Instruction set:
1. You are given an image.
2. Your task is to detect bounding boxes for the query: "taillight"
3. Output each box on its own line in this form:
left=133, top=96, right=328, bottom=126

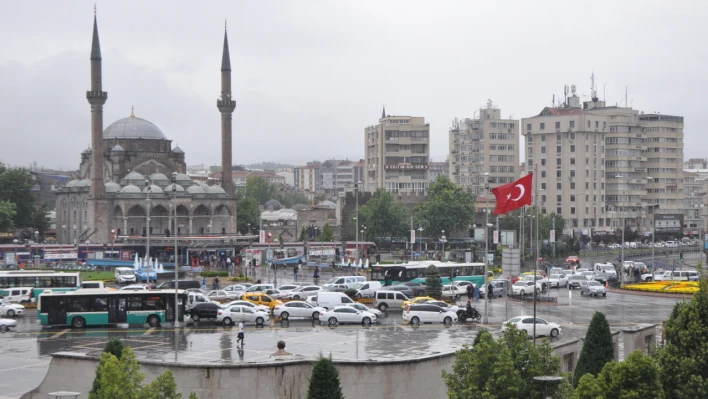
left=218, top=311, right=223, bottom=315
left=407, top=305, right=411, bottom=313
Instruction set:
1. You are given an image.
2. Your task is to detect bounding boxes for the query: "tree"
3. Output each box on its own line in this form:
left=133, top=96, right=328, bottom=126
left=413, top=175, right=475, bottom=238
left=442, top=324, right=568, bottom=398
left=425, top=264, right=442, bottom=299
left=90, top=339, right=126, bottom=397
left=573, top=312, right=614, bottom=387
left=242, top=176, right=276, bottom=205
left=318, top=223, right=334, bottom=242
left=0, top=163, right=48, bottom=231
left=143, top=370, right=182, bottom=399
left=573, top=350, right=663, bottom=399
left=0, top=201, right=16, bottom=232
left=306, top=355, right=344, bottom=399
left=357, top=189, right=409, bottom=241
left=298, top=227, right=307, bottom=242
left=657, top=263, right=708, bottom=397
left=236, top=197, right=260, bottom=234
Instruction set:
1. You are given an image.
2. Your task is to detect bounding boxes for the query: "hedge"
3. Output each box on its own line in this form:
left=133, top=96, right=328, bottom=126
left=200, top=271, right=229, bottom=277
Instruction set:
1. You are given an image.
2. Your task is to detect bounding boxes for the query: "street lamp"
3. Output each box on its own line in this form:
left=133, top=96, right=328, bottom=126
left=171, top=172, right=180, bottom=328
left=646, top=177, right=655, bottom=272
left=483, top=172, right=491, bottom=324
left=145, top=179, right=152, bottom=265
left=440, top=230, right=446, bottom=256
left=417, top=225, right=424, bottom=258
left=355, top=181, right=361, bottom=275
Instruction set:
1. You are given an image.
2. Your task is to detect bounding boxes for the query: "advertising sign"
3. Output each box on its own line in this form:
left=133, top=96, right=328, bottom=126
left=493, top=230, right=499, bottom=244
left=259, top=230, right=266, bottom=244
left=550, top=229, right=556, bottom=243
left=410, top=230, right=416, bottom=244
left=654, top=214, right=683, bottom=233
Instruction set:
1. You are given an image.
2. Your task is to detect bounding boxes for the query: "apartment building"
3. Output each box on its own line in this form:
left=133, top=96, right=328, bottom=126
left=449, top=102, right=519, bottom=213
left=294, top=162, right=321, bottom=192
left=429, top=161, right=449, bottom=182
left=522, top=86, right=608, bottom=235
left=682, top=171, right=707, bottom=235
left=365, top=110, right=430, bottom=193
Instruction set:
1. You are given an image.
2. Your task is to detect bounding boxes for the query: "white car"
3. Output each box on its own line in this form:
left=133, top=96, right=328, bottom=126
left=641, top=271, right=664, bottom=282
left=221, top=300, right=269, bottom=313
left=547, top=274, right=569, bottom=288
left=286, top=285, right=324, bottom=300
left=305, top=295, right=318, bottom=307
left=0, top=301, right=25, bottom=317
left=216, top=305, right=270, bottom=326
left=320, top=307, right=377, bottom=326
left=512, top=280, right=542, bottom=295
left=425, top=300, right=459, bottom=314
left=502, top=316, right=561, bottom=338
left=277, top=284, right=300, bottom=293
left=206, top=290, right=240, bottom=301
left=441, top=284, right=465, bottom=300
left=402, top=304, right=458, bottom=325
left=343, top=303, right=383, bottom=318
left=0, top=318, right=17, bottom=332
left=264, top=289, right=286, bottom=300
left=273, top=301, right=325, bottom=320
left=223, top=284, right=247, bottom=294
left=120, top=284, right=150, bottom=291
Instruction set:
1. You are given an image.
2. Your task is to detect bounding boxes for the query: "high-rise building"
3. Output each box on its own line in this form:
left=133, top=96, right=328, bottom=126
left=365, top=108, right=430, bottom=193
left=522, top=86, right=608, bottom=235
left=294, top=162, right=321, bottom=192
left=429, top=161, right=449, bottom=182
left=449, top=101, right=519, bottom=213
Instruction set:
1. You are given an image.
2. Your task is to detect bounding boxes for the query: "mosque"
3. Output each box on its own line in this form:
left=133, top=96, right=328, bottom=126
left=55, top=15, right=238, bottom=244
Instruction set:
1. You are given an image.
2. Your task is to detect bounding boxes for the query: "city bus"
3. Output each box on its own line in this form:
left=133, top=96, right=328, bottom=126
left=38, top=289, right=187, bottom=328
left=372, top=262, right=487, bottom=286
left=0, top=270, right=82, bottom=299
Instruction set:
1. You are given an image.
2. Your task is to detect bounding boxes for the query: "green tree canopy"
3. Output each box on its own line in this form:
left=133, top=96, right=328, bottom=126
left=573, top=350, right=663, bottom=399
left=414, top=175, right=475, bottom=238
left=425, top=264, right=442, bottom=299
left=318, top=223, right=334, bottom=242
left=573, top=312, right=614, bottom=387
left=236, top=197, right=260, bottom=234
left=242, top=176, right=275, bottom=205
left=443, top=324, right=568, bottom=398
left=357, top=189, right=409, bottom=241
left=306, top=355, right=344, bottom=399
left=0, top=201, right=17, bottom=232
left=0, top=163, right=48, bottom=232
left=298, top=226, right=307, bottom=242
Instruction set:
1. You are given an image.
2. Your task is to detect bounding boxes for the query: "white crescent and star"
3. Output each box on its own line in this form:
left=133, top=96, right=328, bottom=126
left=511, top=184, right=525, bottom=201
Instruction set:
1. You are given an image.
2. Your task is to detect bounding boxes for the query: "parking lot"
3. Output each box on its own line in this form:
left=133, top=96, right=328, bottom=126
left=0, top=281, right=688, bottom=399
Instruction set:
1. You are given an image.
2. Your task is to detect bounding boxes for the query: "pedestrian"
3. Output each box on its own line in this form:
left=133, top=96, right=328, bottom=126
left=466, top=283, right=473, bottom=301
left=314, top=265, right=320, bottom=285
left=474, top=284, right=480, bottom=301
left=201, top=276, right=207, bottom=291
left=226, top=256, right=232, bottom=268
left=213, top=276, right=220, bottom=290
left=488, top=282, right=494, bottom=301
left=236, top=321, right=245, bottom=348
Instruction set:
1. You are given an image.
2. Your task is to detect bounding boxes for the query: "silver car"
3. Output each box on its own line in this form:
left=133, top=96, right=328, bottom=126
left=580, top=280, right=606, bottom=297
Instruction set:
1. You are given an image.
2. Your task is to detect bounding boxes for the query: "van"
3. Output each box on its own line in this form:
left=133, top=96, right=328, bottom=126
left=0, top=287, right=33, bottom=303
left=316, top=292, right=355, bottom=310
left=186, top=291, right=215, bottom=310
left=322, top=276, right=366, bottom=288
left=114, top=267, right=137, bottom=284
left=659, top=270, right=698, bottom=281
left=81, top=281, right=106, bottom=289
left=157, top=280, right=201, bottom=290
left=593, top=263, right=617, bottom=277
left=373, top=290, right=409, bottom=312
left=355, top=281, right=383, bottom=298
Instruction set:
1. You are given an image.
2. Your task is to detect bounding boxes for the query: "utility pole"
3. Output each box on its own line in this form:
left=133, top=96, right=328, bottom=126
left=552, top=215, right=556, bottom=260
left=533, top=164, right=539, bottom=346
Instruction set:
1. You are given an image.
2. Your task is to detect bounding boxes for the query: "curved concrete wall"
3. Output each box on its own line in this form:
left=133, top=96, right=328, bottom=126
left=22, top=351, right=454, bottom=399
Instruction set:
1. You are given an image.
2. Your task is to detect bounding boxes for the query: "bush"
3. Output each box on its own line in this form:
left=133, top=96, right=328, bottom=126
left=229, top=276, right=254, bottom=282
left=200, top=271, right=229, bottom=277
left=573, top=312, right=614, bottom=387
left=425, top=264, right=442, bottom=299
left=344, top=288, right=358, bottom=299
left=306, top=355, right=344, bottom=399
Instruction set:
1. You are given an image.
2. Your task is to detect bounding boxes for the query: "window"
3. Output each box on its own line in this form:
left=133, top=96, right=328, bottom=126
left=541, top=159, right=546, bottom=166
left=556, top=133, right=562, bottom=141
left=570, top=170, right=576, bottom=177
left=540, top=123, right=545, bottom=130
left=556, top=170, right=561, bottom=178
left=570, top=158, right=575, bottom=165
left=541, top=195, right=546, bottom=203
left=571, top=182, right=576, bottom=189
left=556, top=158, right=561, bottom=165
left=555, top=122, right=561, bottom=129
left=570, top=145, right=575, bottom=152
left=541, top=183, right=546, bottom=190
left=570, top=195, right=576, bottom=202
left=571, top=207, right=576, bottom=214
left=557, top=183, right=562, bottom=189
left=557, top=146, right=561, bottom=153
left=541, top=134, right=546, bottom=141
left=541, top=146, right=546, bottom=154
left=541, top=171, right=546, bottom=178
left=556, top=195, right=562, bottom=202
left=526, top=123, right=531, bottom=131
left=595, top=121, right=599, bottom=128
left=570, top=120, right=575, bottom=128
left=557, top=207, right=562, bottom=214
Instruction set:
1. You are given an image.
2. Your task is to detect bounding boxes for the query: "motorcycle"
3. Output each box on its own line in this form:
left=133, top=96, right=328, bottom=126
left=457, top=306, right=481, bottom=322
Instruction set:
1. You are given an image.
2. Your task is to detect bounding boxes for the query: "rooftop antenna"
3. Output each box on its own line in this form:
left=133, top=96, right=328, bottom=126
left=552, top=94, right=555, bottom=107
left=625, top=86, right=628, bottom=107
left=590, top=71, right=598, bottom=100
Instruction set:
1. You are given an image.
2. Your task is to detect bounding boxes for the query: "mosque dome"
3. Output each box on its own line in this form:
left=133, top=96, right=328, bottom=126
left=175, top=173, right=192, bottom=185
left=65, top=179, right=81, bottom=188
left=105, top=181, right=121, bottom=193
left=206, top=185, right=226, bottom=194
left=110, top=144, right=125, bottom=152
left=124, top=171, right=145, bottom=181
left=264, top=199, right=283, bottom=211
left=164, top=183, right=185, bottom=192
left=119, top=184, right=141, bottom=194
left=76, top=179, right=91, bottom=188
left=104, top=115, right=167, bottom=140
left=143, top=184, right=164, bottom=194
left=316, top=200, right=337, bottom=209
left=149, top=172, right=169, bottom=183
left=187, top=184, right=206, bottom=194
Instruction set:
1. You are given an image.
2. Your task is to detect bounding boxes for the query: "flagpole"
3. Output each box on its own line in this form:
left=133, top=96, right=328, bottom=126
left=533, top=162, right=539, bottom=346
left=484, top=173, right=490, bottom=325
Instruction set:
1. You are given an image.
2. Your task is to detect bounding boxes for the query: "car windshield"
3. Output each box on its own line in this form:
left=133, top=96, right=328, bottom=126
left=513, top=282, right=526, bottom=286
left=118, top=270, right=133, bottom=275
left=550, top=274, right=561, bottom=279
left=325, top=277, right=339, bottom=284
left=348, top=283, right=364, bottom=289
left=587, top=281, right=601, bottom=286
left=507, top=317, right=523, bottom=323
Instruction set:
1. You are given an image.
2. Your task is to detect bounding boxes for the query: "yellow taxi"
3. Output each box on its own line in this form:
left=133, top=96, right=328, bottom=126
left=242, top=293, right=283, bottom=310
left=401, top=296, right=436, bottom=309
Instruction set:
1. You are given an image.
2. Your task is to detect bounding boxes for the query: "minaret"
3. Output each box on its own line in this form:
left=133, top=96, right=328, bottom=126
left=217, top=27, right=236, bottom=195
left=86, top=12, right=109, bottom=241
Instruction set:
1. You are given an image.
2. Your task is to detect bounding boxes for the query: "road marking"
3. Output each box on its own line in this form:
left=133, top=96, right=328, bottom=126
left=143, top=327, right=156, bottom=336
left=50, top=329, right=70, bottom=339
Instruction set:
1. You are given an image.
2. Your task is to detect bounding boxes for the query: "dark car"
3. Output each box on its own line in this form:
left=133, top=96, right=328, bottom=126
left=187, top=302, right=220, bottom=322
left=157, top=280, right=201, bottom=290
left=568, top=275, right=588, bottom=290
left=387, top=285, right=415, bottom=298
left=402, top=282, right=427, bottom=296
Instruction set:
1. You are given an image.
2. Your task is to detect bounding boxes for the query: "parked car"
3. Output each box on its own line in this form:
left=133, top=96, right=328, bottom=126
left=480, top=281, right=506, bottom=298
left=320, top=307, right=377, bottom=326
left=441, top=285, right=465, bottom=300
left=502, top=316, right=561, bottom=338
left=273, top=301, right=325, bottom=320
left=386, top=285, right=415, bottom=298
left=344, top=303, right=383, bottom=318
left=242, top=293, right=283, bottom=310
left=277, top=284, right=300, bottom=293
left=305, top=295, right=318, bottom=307
left=0, top=301, right=25, bottom=317
left=425, top=300, right=459, bottom=314
left=354, top=281, right=383, bottom=298
left=373, top=290, right=410, bottom=312
left=547, top=274, right=569, bottom=288
left=0, top=318, right=17, bottom=332
left=264, top=289, right=286, bottom=300
left=286, top=285, right=324, bottom=300
left=402, top=304, right=457, bottom=325
left=187, top=302, right=221, bottom=322
left=216, top=305, right=269, bottom=326
left=206, top=290, right=240, bottom=302
left=568, top=274, right=590, bottom=289
left=402, top=296, right=436, bottom=309
left=640, top=271, right=664, bottom=282
left=221, top=300, right=269, bottom=313
left=401, top=282, right=427, bottom=296
left=223, top=285, right=248, bottom=294
left=120, top=284, right=150, bottom=291
left=580, top=281, right=606, bottom=297
left=512, top=280, right=542, bottom=296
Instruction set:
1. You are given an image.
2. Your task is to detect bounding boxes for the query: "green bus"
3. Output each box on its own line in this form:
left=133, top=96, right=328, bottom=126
left=38, top=289, right=187, bottom=328
left=0, top=270, right=82, bottom=301
left=374, top=261, right=487, bottom=285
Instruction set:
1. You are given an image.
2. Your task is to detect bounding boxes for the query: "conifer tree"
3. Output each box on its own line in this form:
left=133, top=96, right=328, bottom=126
left=306, top=355, right=344, bottom=399
left=573, top=312, right=614, bottom=387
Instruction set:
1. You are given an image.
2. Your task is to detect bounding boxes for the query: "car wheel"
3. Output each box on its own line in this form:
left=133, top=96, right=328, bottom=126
left=378, top=303, right=388, bottom=312
left=328, top=317, right=338, bottom=326
left=356, top=293, right=362, bottom=299
left=444, top=316, right=452, bottom=325
left=646, top=277, right=652, bottom=282
left=312, top=312, right=320, bottom=320
left=411, top=316, right=420, bottom=325
left=603, top=293, right=607, bottom=297
left=293, top=295, right=300, bottom=300
left=520, top=290, right=525, bottom=295
left=147, top=315, right=160, bottom=328
left=192, top=314, right=200, bottom=322
left=580, top=291, right=584, bottom=296
left=223, top=317, right=232, bottom=326
left=455, top=294, right=460, bottom=300
left=550, top=328, right=559, bottom=338
left=71, top=316, right=86, bottom=329
left=281, top=312, right=289, bottom=320
left=0, top=325, right=7, bottom=333
left=256, top=317, right=265, bottom=326
left=6, top=309, right=14, bottom=317
left=362, top=317, right=371, bottom=326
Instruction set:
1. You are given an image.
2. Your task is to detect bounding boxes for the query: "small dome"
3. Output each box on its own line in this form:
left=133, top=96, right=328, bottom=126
left=264, top=199, right=283, bottom=211
left=104, top=116, right=167, bottom=140
left=292, top=204, right=308, bottom=211
left=110, top=144, right=125, bottom=152
left=206, top=185, right=226, bottom=194
left=143, top=184, right=164, bottom=194
left=187, top=184, right=206, bottom=194
left=172, top=146, right=185, bottom=154
left=316, top=200, right=337, bottom=209
left=65, top=179, right=81, bottom=188
left=76, top=179, right=91, bottom=187
left=124, top=171, right=145, bottom=181
left=175, top=173, right=192, bottom=185
left=200, top=182, right=210, bottom=191
left=149, top=172, right=168, bottom=182
left=119, top=184, right=141, bottom=193
left=164, top=183, right=185, bottom=192
left=105, top=181, right=121, bottom=193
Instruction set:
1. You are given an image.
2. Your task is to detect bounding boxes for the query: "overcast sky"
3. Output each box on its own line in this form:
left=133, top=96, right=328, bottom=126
left=1, top=0, right=706, bottom=171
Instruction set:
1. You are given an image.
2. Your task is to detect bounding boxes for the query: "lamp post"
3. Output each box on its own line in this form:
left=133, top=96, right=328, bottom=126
left=483, top=172, right=491, bottom=324
left=110, top=229, right=115, bottom=260
left=440, top=230, right=446, bottom=259
left=145, top=179, right=152, bottom=265
left=355, top=181, right=360, bottom=275
left=171, top=173, right=180, bottom=328
left=646, top=177, right=655, bottom=272
left=417, top=225, right=424, bottom=259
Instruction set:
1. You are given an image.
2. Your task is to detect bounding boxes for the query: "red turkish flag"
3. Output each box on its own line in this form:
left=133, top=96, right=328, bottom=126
left=491, top=173, right=533, bottom=215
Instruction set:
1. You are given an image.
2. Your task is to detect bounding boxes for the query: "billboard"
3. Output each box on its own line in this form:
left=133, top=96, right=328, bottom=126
left=654, top=214, right=683, bottom=233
